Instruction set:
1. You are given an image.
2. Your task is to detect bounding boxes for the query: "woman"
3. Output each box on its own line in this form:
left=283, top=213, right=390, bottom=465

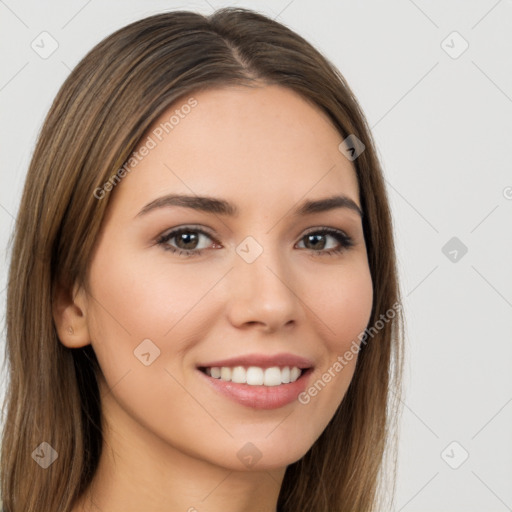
left=1, top=7, right=404, bottom=512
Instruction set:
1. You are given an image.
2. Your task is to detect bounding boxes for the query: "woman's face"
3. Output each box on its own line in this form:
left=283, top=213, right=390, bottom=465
left=81, top=84, right=373, bottom=471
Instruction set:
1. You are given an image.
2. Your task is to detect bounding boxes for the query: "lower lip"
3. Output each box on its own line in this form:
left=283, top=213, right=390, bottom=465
left=198, top=369, right=313, bottom=410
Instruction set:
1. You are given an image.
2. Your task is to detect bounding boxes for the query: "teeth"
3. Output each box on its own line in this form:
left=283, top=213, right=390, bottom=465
left=204, top=365, right=303, bottom=386
left=263, top=367, right=281, bottom=386
left=220, top=367, right=232, bottom=381
left=246, top=366, right=264, bottom=385
left=231, top=366, right=246, bottom=383
left=290, top=367, right=301, bottom=382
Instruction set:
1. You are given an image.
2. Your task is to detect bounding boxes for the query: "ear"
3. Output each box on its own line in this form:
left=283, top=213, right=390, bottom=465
left=53, top=280, right=90, bottom=348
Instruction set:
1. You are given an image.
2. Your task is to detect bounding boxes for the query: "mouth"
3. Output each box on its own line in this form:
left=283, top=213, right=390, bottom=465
left=198, top=365, right=306, bottom=386
left=196, top=355, right=314, bottom=410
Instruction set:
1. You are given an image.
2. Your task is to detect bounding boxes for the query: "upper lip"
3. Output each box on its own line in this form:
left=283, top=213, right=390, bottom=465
left=197, top=353, right=314, bottom=370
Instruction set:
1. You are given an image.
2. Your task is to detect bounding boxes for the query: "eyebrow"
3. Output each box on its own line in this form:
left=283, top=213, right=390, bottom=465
left=136, top=193, right=363, bottom=219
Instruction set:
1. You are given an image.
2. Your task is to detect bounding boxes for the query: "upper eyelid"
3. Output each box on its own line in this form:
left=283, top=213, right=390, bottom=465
left=158, top=225, right=217, bottom=242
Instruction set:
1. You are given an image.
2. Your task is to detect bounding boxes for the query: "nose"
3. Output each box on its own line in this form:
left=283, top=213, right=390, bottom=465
left=225, top=242, right=301, bottom=333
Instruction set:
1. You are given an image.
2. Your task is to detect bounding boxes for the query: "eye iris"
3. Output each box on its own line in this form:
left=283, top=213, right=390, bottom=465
left=305, top=234, right=325, bottom=250
left=176, top=231, right=199, bottom=250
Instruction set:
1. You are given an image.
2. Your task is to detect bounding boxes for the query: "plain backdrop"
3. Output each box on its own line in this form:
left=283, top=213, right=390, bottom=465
left=0, top=1, right=511, bottom=511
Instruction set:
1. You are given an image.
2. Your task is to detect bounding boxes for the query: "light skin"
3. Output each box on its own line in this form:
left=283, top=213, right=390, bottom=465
left=54, top=84, right=373, bottom=512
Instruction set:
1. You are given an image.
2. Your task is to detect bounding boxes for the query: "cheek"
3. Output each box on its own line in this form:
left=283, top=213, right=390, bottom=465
left=84, top=238, right=229, bottom=393
left=294, top=260, right=373, bottom=430
left=313, top=260, right=373, bottom=353
left=84, top=243, right=209, bottom=433
left=86, top=239, right=219, bottom=342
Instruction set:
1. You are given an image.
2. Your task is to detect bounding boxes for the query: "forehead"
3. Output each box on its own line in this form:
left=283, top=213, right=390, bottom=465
left=111, top=84, right=359, bottom=215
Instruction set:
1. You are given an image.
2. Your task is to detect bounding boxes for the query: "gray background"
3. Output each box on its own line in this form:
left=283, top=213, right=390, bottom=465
left=1, top=1, right=511, bottom=511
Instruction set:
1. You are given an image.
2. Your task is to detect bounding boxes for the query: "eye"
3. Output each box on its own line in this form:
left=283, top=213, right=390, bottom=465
left=156, top=226, right=219, bottom=257
left=296, top=227, right=354, bottom=256
left=156, top=225, right=354, bottom=258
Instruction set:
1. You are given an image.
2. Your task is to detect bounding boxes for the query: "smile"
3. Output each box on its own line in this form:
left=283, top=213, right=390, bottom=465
left=196, top=354, right=314, bottom=409
left=200, top=365, right=303, bottom=386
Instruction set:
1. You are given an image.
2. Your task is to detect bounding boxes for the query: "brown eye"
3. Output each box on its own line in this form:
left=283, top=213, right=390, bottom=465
left=297, top=228, right=353, bottom=255
left=174, top=231, right=200, bottom=250
left=303, top=233, right=328, bottom=250
left=157, top=227, right=218, bottom=256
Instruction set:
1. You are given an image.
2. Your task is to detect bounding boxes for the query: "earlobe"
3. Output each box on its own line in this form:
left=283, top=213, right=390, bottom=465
left=52, top=280, right=90, bottom=348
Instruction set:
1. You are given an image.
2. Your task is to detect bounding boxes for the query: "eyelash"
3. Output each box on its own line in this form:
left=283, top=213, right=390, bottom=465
left=156, top=225, right=354, bottom=258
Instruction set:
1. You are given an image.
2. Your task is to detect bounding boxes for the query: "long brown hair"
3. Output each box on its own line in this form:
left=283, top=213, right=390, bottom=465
left=1, top=8, right=404, bottom=511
